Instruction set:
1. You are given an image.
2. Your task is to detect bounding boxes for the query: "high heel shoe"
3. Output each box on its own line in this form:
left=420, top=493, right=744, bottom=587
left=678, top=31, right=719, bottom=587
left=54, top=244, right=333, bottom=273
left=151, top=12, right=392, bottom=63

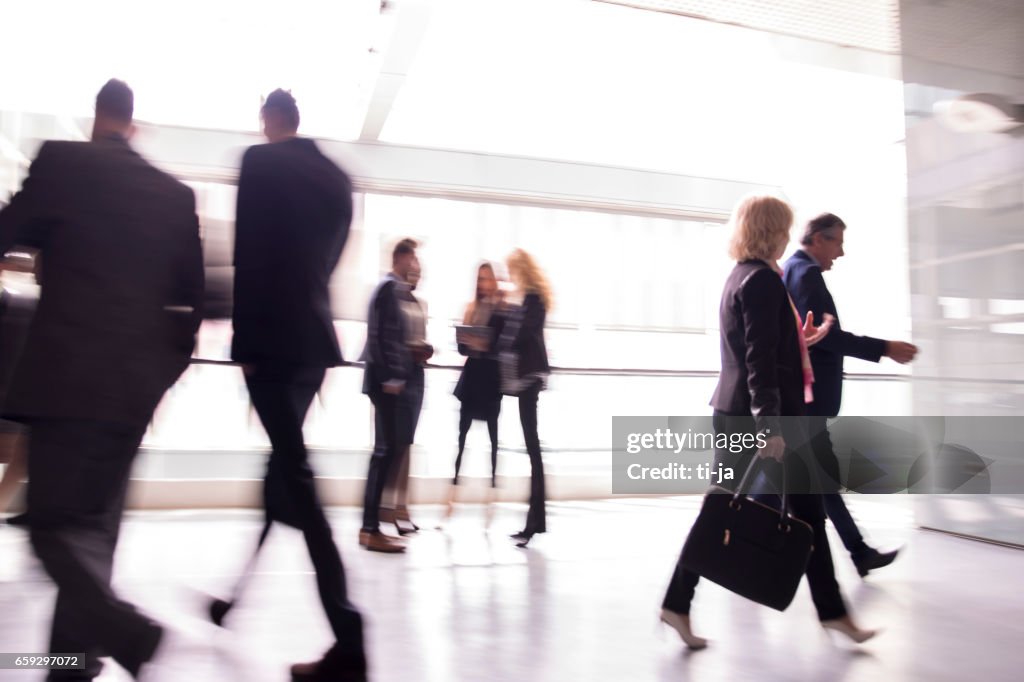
left=659, top=609, right=707, bottom=650
left=509, top=530, right=530, bottom=545
left=821, top=616, right=878, bottom=644
left=395, top=508, right=419, bottom=535
left=510, top=529, right=540, bottom=548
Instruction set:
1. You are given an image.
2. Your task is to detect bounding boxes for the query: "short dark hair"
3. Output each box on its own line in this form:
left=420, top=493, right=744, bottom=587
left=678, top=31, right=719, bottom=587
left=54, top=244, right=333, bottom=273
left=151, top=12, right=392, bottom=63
left=801, top=212, right=846, bottom=246
left=96, top=79, right=133, bottom=123
left=261, top=89, right=300, bottom=131
left=392, top=238, right=418, bottom=264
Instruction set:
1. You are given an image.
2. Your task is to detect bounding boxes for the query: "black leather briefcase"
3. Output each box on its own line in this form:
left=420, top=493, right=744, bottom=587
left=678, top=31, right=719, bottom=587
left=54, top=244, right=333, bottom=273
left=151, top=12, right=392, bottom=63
left=680, top=460, right=814, bottom=611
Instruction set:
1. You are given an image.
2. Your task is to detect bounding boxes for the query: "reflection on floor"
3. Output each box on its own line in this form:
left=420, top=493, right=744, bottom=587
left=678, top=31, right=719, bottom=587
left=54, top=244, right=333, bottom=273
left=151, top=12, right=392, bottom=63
left=1, top=497, right=1021, bottom=681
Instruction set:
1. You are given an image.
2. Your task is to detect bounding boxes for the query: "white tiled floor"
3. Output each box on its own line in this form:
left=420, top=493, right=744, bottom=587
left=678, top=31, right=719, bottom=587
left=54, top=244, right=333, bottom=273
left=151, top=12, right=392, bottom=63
left=0, top=497, right=1021, bottom=681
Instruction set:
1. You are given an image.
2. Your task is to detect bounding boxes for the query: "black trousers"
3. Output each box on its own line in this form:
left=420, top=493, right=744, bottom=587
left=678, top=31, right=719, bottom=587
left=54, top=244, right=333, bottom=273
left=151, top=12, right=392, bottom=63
left=245, top=365, right=365, bottom=664
left=518, top=383, right=546, bottom=535
left=26, top=419, right=162, bottom=680
left=662, top=412, right=847, bottom=622
left=362, top=392, right=401, bottom=533
left=808, top=414, right=868, bottom=555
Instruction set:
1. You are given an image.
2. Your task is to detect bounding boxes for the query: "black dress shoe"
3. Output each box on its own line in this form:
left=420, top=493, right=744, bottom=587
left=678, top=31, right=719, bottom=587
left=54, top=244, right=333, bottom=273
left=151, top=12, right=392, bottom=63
left=208, top=597, right=233, bottom=627
left=291, top=645, right=367, bottom=682
left=852, top=547, right=899, bottom=577
left=5, top=512, right=29, bottom=527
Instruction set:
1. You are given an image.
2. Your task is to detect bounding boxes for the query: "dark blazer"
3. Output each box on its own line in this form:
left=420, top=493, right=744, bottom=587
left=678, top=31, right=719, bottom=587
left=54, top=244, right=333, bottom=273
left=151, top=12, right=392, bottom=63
left=782, top=249, right=886, bottom=417
left=509, top=292, right=550, bottom=380
left=231, top=137, right=351, bottom=366
left=710, top=260, right=805, bottom=436
left=361, top=273, right=412, bottom=397
left=0, top=136, right=204, bottom=425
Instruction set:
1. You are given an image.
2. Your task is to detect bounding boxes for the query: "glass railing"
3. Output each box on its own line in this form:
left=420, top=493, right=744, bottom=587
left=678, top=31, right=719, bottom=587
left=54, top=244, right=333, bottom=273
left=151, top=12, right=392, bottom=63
left=137, top=360, right=912, bottom=483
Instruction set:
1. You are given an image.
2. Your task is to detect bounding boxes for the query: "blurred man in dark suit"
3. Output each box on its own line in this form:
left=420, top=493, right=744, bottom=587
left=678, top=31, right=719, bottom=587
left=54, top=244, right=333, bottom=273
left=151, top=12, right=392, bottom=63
left=783, top=212, right=917, bottom=577
left=359, top=239, right=419, bottom=553
left=0, top=79, right=204, bottom=680
left=231, top=89, right=366, bottom=682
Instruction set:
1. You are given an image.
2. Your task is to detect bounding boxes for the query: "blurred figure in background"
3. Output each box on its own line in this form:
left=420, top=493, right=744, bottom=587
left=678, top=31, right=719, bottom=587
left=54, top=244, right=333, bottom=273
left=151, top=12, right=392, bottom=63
left=661, top=195, right=876, bottom=650
left=445, top=262, right=505, bottom=525
left=379, top=261, right=431, bottom=535
left=360, top=238, right=420, bottom=554
left=0, top=79, right=203, bottom=680
left=231, top=89, right=366, bottom=681
left=501, top=249, right=551, bottom=548
left=783, top=212, right=916, bottom=576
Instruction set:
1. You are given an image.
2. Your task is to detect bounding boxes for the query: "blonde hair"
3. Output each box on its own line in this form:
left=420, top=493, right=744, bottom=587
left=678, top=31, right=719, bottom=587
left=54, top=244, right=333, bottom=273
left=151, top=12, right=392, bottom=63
left=727, top=195, right=794, bottom=262
left=507, top=248, right=553, bottom=311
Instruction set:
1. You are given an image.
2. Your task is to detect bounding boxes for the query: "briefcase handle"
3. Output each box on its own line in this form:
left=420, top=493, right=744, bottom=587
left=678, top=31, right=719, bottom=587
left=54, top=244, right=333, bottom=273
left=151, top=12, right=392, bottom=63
left=729, top=457, right=792, bottom=530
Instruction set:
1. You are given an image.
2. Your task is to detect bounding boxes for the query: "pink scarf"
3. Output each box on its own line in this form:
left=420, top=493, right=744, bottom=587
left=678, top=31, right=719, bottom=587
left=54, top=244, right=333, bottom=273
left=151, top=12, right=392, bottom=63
left=771, top=261, right=814, bottom=404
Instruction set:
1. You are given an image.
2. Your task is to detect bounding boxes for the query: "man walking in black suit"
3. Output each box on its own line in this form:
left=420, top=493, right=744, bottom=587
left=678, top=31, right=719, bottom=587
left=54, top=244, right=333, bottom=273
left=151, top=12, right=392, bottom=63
left=232, top=89, right=366, bottom=681
left=783, top=212, right=917, bottom=577
left=0, top=80, right=204, bottom=680
left=359, top=239, right=419, bottom=553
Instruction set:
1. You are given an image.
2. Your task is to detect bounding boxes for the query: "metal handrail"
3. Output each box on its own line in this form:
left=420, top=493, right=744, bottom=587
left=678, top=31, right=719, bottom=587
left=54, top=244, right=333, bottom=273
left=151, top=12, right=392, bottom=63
left=186, top=357, right=950, bottom=382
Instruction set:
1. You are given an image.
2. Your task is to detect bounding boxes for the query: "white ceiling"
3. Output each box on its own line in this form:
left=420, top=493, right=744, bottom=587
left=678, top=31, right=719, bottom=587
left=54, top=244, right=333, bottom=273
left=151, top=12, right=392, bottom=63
left=594, top=0, right=901, bottom=53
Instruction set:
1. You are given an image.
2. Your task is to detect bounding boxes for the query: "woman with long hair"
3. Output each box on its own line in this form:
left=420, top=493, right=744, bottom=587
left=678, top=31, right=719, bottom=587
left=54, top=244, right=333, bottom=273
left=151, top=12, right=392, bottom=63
left=501, top=249, right=552, bottom=548
left=446, top=263, right=505, bottom=523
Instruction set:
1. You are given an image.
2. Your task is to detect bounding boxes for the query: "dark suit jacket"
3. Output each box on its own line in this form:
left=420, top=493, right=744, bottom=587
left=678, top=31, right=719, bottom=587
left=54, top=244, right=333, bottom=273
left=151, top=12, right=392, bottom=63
left=782, top=249, right=886, bottom=417
left=510, top=293, right=550, bottom=379
left=0, top=136, right=204, bottom=425
left=360, top=273, right=413, bottom=397
left=710, top=260, right=806, bottom=436
left=231, top=137, right=351, bottom=366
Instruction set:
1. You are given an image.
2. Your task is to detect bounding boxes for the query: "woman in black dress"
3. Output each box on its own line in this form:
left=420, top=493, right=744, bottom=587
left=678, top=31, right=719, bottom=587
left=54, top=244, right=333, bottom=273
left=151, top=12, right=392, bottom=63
left=445, top=263, right=505, bottom=521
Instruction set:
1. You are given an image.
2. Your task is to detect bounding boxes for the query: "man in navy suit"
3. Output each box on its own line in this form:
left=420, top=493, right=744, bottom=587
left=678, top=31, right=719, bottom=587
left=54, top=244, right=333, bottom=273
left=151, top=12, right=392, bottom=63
left=783, top=213, right=917, bottom=577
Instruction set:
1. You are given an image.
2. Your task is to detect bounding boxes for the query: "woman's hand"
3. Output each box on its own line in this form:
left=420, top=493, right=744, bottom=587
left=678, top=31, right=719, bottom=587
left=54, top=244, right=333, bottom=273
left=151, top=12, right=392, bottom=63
left=802, top=311, right=835, bottom=347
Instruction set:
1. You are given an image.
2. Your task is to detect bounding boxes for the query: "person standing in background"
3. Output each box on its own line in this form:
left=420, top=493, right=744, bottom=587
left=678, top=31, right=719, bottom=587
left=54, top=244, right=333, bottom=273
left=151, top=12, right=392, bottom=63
left=380, top=262, right=431, bottom=535
left=445, top=262, right=505, bottom=525
left=501, top=249, right=551, bottom=548
left=231, top=89, right=367, bottom=681
left=0, top=79, right=204, bottom=680
left=783, top=212, right=916, bottom=577
left=360, top=238, right=420, bottom=553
